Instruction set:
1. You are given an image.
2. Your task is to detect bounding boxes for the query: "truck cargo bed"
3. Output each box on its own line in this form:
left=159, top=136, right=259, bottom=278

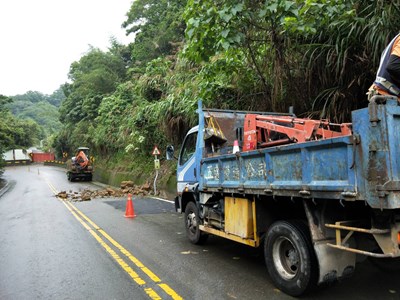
left=198, top=98, right=400, bottom=210
left=201, top=135, right=355, bottom=199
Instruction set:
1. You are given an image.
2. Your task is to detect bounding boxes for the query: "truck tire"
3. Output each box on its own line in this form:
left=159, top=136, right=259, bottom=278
left=67, top=173, right=74, bottom=182
left=264, top=220, right=318, bottom=296
left=184, top=201, right=208, bottom=245
left=70, top=174, right=76, bottom=182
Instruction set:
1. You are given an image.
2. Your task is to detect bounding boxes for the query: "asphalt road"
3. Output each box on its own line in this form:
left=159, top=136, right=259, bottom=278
left=0, top=165, right=400, bottom=300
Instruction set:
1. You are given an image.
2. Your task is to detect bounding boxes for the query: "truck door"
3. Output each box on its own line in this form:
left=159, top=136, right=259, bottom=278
left=177, top=128, right=198, bottom=193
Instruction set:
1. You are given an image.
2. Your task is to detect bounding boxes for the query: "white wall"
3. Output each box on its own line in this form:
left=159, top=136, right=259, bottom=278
left=2, top=149, right=31, bottom=161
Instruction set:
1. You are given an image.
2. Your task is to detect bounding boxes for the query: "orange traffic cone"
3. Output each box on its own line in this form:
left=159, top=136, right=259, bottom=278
left=124, top=193, right=135, bottom=218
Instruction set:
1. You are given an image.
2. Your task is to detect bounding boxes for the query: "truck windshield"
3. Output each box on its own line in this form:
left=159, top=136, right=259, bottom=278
left=179, top=132, right=197, bottom=165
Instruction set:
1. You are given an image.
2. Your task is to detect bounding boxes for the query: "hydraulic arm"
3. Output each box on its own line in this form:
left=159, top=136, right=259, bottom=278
left=243, top=114, right=352, bottom=151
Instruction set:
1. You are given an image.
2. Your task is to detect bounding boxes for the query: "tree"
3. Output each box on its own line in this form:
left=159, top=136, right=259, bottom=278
left=183, top=0, right=400, bottom=120
left=123, top=0, right=186, bottom=67
left=12, top=91, right=44, bottom=103
left=183, top=0, right=305, bottom=111
left=54, top=0, right=400, bottom=175
left=0, top=94, right=42, bottom=153
left=59, top=47, right=128, bottom=123
left=8, top=91, right=62, bottom=140
left=286, top=0, right=400, bottom=120
left=0, top=95, right=12, bottom=175
left=56, top=46, right=130, bottom=157
left=47, top=87, right=66, bottom=107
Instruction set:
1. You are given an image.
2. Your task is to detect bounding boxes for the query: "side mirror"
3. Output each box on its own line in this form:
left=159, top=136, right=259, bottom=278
left=166, top=145, right=175, bottom=160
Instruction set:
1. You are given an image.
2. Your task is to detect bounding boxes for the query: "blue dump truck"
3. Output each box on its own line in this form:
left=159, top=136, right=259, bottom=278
left=167, top=96, right=400, bottom=296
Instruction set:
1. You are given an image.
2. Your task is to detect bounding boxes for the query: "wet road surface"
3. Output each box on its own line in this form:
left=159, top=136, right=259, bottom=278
left=0, top=165, right=400, bottom=300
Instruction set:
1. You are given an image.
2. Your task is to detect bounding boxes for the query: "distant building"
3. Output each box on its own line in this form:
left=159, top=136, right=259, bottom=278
left=2, top=149, right=31, bottom=164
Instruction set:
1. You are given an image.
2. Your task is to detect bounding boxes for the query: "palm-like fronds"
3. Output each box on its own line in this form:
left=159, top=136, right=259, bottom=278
left=302, top=1, right=400, bottom=122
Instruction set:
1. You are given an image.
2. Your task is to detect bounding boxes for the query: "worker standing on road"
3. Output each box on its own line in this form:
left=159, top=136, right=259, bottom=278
left=368, top=33, right=400, bottom=100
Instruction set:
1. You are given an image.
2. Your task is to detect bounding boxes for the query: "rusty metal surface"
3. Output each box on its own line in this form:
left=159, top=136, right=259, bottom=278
left=325, top=219, right=400, bottom=257
left=327, top=243, right=399, bottom=258
left=200, top=99, right=400, bottom=209
left=352, top=99, right=400, bottom=209
left=201, top=135, right=356, bottom=200
left=325, top=223, right=391, bottom=235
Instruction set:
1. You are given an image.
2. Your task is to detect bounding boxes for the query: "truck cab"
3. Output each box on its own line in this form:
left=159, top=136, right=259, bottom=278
left=176, top=126, right=200, bottom=212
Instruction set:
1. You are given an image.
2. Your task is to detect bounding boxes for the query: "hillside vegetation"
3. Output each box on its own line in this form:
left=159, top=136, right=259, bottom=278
left=1, top=1, right=400, bottom=181
left=2, top=90, right=63, bottom=147
left=55, top=0, right=399, bottom=176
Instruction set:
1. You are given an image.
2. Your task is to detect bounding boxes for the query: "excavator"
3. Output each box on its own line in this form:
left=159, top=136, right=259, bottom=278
left=66, top=147, right=93, bottom=181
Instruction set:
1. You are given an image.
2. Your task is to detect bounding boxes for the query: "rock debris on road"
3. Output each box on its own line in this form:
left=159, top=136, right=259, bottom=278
left=56, top=180, right=152, bottom=201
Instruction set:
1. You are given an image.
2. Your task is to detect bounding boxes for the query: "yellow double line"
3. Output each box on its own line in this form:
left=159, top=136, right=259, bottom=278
left=47, top=181, right=183, bottom=300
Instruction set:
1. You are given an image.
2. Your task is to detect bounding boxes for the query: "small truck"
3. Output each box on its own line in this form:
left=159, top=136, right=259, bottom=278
left=167, top=97, right=400, bottom=296
left=66, top=147, right=93, bottom=181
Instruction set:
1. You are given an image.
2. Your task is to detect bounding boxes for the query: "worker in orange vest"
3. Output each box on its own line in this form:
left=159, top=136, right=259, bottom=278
left=368, top=33, right=400, bottom=100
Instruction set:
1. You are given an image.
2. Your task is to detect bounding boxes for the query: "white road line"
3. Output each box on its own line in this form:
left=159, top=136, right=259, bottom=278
left=150, top=197, right=174, bottom=204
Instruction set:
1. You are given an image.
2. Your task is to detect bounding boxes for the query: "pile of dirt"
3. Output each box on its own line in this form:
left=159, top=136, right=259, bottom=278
left=56, top=181, right=152, bottom=202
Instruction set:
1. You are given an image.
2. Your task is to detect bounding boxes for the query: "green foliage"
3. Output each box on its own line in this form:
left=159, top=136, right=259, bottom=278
left=18, top=102, right=60, bottom=132
left=56, top=46, right=130, bottom=158
left=0, top=95, right=11, bottom=175
left=11, top=89, right=65, bottom=108
left=138, top=58, right=172, bottom=101
left=0, top=96, right=14, bottom=149
left=53, top=126, right=73, bottom=158
left=183, top=1, right=304, bottom=111
left=184, top=0, right=245, bottom=61
left=0, top=143, right=4, bottom=175
left=12, top=118, right=42, bottom=147
left=59, top=47, right=128, bottom=124
left=56, top=1, right=188, bottom=162
left=0, top=94, right=43, bottom=151
left=282, top=0, right=400, bottom=120
left=182, top=0, right=400, bottom=120
left=91, top=82, right=137, bottom=155
left=123, top=0, right=186, bottom=67
left=52, top=0, right=400, bottom=179
left=48, top=88, right=66, bottom=107
left=8, top=90, right=63, bottom=140
left=0, top=94, right=12, bottom=111
left=11, top=91, right=44, bottom=104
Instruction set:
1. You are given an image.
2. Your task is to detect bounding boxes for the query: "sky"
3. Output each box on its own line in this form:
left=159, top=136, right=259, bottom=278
left=0, top=0, right=133, bottom=96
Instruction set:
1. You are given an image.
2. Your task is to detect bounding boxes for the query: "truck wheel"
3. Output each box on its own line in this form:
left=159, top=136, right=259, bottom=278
left=67, top=173, right=75, bottom=182
left=264, top=220, right=318, bottom=296
left=184, top=201, right=208, bottom=245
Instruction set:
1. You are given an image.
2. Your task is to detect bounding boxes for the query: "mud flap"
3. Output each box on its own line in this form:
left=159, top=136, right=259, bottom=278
left=174, top=196, right=181, bottom=213
left=314, top=241, right=356, bottom=284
